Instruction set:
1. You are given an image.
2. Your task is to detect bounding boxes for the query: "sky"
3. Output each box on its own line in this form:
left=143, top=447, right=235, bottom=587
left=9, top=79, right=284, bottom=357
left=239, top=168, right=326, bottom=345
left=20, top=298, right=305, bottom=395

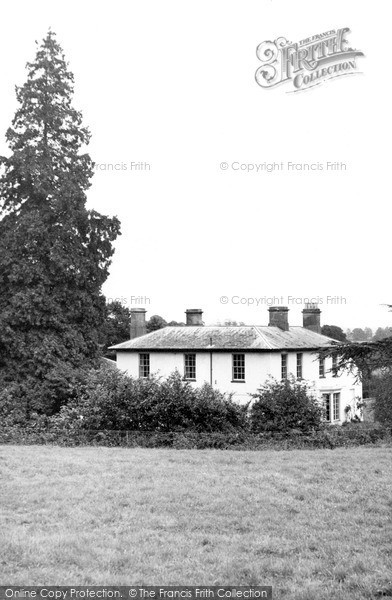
left=0, top=0, right=390, bottom=331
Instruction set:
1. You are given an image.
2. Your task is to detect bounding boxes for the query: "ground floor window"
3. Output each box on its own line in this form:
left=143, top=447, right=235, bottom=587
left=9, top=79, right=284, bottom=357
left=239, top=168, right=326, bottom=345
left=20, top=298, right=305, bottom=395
left=322, top=392, right=340, bottom=422
left=139, top=353, right=150, bottom=378
left=333, top=392, right=340, bottom=421
left=232, top=353, right=245, bottom=381
left=184, top=353, right=196, bottom=380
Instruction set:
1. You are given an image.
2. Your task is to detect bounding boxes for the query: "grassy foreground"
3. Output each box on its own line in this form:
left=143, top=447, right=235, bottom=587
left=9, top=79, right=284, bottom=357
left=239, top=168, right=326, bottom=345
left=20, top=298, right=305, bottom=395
left=1, top=445, right=391, bottom=599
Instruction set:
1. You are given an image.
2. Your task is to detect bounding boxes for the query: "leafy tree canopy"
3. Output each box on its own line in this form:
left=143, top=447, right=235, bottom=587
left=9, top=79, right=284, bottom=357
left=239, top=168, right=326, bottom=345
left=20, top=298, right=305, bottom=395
left=100, top=301, right=131, bottom=358
left=372, top=327, right=392, bottom=341
left=321, top=306, right=392, bottom=379
left=146, top=315, right=185, bottom=332
left=321, top=324, right=347, bottom=342
left=146, top=315, right=168, bottom=332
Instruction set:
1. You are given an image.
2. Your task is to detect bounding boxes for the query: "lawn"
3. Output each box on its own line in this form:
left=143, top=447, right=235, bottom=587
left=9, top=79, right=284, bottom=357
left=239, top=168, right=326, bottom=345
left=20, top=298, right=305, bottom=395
left=1, top=445, right=391, bottom=599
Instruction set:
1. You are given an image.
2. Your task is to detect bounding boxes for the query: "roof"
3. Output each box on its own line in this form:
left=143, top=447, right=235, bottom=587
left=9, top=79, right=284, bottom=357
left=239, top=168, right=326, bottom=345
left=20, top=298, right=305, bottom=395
left=109, top=326, right=341, bottom=352
left=100, top=357, right=118, bottom=369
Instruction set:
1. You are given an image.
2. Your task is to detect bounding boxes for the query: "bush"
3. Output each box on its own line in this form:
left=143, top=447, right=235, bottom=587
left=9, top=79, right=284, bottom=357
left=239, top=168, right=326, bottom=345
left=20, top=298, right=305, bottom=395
left=0, top=365, right=93, bottom=425
left=50, top=367, right=248, bottom=433
left=250, top=376, right=323, bottom=434
left=0, top=422, right=390, bottom=450
left=370, top=370, right=392, bottom=426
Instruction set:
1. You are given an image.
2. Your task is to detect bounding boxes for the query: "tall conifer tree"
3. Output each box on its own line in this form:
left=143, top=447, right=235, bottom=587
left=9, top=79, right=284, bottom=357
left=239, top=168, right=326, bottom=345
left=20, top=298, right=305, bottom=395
left=0, top=31, right=121, bottom=417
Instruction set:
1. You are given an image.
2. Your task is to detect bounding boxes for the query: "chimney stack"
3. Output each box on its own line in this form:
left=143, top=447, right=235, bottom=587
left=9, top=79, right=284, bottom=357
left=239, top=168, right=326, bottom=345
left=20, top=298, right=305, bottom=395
left=130, top=308, right=147, bottom=339
left=268, top=306, right=289, bottom=331
left=302, top=303, right=321, bottom=333
left=185, top=309, right=203, bottom=326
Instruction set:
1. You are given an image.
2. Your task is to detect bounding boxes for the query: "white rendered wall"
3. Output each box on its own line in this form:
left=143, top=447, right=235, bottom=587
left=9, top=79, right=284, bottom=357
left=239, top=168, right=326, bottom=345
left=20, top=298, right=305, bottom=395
left=115, top=350, right=362, bottom=422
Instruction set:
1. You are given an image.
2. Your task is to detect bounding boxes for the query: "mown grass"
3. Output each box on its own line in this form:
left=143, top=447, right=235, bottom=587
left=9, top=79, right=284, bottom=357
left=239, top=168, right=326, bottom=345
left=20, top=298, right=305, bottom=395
left=1, top=445, right=391, bottom=599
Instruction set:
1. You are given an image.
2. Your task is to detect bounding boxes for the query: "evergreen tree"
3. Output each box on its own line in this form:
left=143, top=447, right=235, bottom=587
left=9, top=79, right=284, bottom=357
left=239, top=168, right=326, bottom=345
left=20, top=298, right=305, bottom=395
left=0, top=31, right=121, bottom=418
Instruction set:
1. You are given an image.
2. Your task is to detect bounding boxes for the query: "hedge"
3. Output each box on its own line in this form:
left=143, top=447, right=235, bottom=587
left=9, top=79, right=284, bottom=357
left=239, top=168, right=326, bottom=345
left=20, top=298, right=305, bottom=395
left=0, top=422, right=391, bottom=450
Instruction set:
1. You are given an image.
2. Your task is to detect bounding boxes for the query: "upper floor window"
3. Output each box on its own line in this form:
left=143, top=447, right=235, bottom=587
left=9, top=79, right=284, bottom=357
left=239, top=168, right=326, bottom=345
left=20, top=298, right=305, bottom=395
left=319, top=357, right=325, bottom=378
left=281, top=354, right=288, bottom=379
left=232, top=353, right=245, bottom=381
left=184, top=353, right=196, bottom=380
left=139, top=353, right=150, bottom=378
left=296, top=353, right=303, bottom=379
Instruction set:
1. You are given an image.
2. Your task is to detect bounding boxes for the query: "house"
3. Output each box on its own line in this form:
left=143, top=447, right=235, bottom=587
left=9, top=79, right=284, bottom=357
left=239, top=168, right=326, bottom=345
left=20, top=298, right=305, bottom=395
left=110, top=304, right=362, bottom=424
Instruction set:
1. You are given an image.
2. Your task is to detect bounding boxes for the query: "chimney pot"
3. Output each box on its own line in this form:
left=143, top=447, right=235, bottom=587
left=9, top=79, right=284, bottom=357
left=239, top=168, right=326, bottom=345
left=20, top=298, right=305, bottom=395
left=268, top=306, right=289, bottom=331
left=185, top=309, right=203, bottom=326
left=130, top=308, right=147, bottom=339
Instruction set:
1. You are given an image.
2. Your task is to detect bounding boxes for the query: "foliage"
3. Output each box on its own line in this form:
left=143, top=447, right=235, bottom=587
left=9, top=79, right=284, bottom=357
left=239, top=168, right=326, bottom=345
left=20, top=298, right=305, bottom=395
left=250, top=377, right=323, bottom=434
left=373, top=327, right=392, bottom=341
left=370, top=370, right=392, bottom=426
left=364, top=327, right=374, bottom=341
left=0, top=366, right=90, bottom=426
left=146, top=315, right=185, bottom=332
left=346, top=326, right=392, bottom=342
left=100, top=300, right=131, bottom=358
left=330, top=305, right=392, bottom=379
left=101, top=307, right=186, bottom=356
left=0, top=422, right=390, bottom=450
left=146, top=315, right=168, bottom=332
left=50, top=368, right=248, bottom=433
left=321, top=324, right=347, bottom=342
left=0, top=31, right=120, bottom=414
left=350, top=327, right=373, bottom=341
left=320, top=337, right=392, bottom=380
left=347, top=327, right=392, bottom=342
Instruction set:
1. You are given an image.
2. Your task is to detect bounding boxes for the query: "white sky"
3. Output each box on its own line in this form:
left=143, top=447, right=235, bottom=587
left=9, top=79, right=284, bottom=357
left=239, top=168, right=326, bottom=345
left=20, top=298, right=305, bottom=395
left=0, top=0, right=390, bottom=331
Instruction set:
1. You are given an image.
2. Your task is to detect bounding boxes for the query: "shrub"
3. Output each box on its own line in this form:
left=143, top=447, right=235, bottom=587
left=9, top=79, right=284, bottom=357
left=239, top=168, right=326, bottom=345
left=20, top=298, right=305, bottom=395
left=370, top=370, right=392, bottom=426
left=0, top=422, right=390, bottom=449
left=50, top=367, right=248, bottom=433
left=0, top=365, right=93, bottom=425
left=249, top=376, right=323, bottom=434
